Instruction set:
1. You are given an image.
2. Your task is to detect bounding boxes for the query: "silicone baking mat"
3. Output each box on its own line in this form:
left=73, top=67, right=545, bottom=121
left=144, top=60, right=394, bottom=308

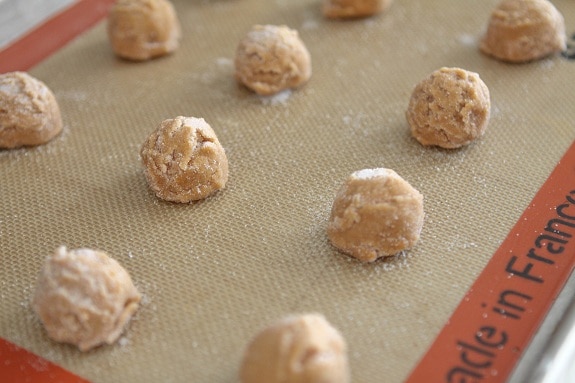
left=1, top=1, right=574, bottom=382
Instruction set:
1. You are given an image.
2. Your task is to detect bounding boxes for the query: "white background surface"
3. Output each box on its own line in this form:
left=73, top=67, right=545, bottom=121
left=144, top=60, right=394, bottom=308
left=0, top=0, right=75, bottom=48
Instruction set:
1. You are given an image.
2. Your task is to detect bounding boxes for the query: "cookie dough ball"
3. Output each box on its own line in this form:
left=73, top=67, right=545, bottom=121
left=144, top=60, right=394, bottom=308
left=240, top=314, right=350, bottom=383
left=107, top=0, right=181, bottom=61
left=480, top=0, right=566, bottom=63
left=327, top=168, right=424, bottom=262
left=32, top=246, right=141, bottom=351
left=0, top=71, right=62, bottom=149
left=322, top=0, right=393, bottom=19
left=235, top=25, right=312, bottom=96
left=140, top=116, right=229, bottom=203
left=406, top=67, right=490, bottom=149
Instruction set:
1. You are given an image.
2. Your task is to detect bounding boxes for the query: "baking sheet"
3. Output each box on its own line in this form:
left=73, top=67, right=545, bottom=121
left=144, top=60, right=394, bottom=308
left=1, top=0, right=574, bottom=382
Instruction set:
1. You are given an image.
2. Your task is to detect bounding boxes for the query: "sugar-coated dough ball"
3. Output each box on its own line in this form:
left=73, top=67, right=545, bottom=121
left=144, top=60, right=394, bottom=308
left=140, top=116, right=229, bottom=203
left=480, top=0, right=566, bottom=63
left=107, top=0, right=181, bottom=61
left=235, top=25, right=312, bottom=96
left=240, top=313, right=350, bottom=383
left=406, top=67, right=490, bottom=149
left=0, top=72, right=62, bottom=149
left=32, top=246, right=141, bottom=351
left=322, top=0, right=393, bottom=19
left=327, top=168, right=424, bottom=262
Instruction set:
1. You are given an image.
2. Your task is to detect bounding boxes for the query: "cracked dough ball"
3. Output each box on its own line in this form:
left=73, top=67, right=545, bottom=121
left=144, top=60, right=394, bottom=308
left=0, top=71, right=62, bottom=149
left=32, top=246, right=141, bottom=352
left=327, top=168, right=424, bottom=262
left=480, top=0, right=566, bottom=63
left=322, top=0, right=393, bottom=19
left=240, top=313, right=350, bottom=383
left=235, top=25, right=312, bottom=96
left=107, top=0, right=181, bottom=61
left=140, top=116, right=229, bottom=203
left=406, top=67, right=490, bottom=149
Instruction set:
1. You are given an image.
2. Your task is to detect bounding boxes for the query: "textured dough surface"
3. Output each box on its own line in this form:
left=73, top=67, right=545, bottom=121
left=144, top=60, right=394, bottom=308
left=240, top=313, right=350, bottom=383
left=322, top=0, right=393, bottom=19
left=32, top=246, right=141, bottom=352
left=406, top=67, right=491, bottom=149
left=327, top=168, right=424, bottom=262
left=235, top=25, right=312, bottom=96
left=480, top=0, right=566, bottom=63
left=107, top=0, right=181, bottom=61
left=140, top=116, right=229, bottom=203
left=0, top=71, right=62, bottom=149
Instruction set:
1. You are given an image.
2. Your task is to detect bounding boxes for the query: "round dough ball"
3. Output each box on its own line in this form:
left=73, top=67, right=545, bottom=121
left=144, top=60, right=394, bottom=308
left=0, top=71, right=62, bottom=149
left=406, top=67, right=490, bottom=149
left=322, top=0, right=393, bottom=19
left=107, top=0, right=181, bottom=61
left=480, top=0, right=566, bottom=63
left=327, top=168, right=424, bottom=262
left=240, top=313, right=350, bottom=383
left=235, top=25, right=312, bottom=96
left=32, top=246, right=141, bottom=351
left=140, top=116, right=229, bottom=203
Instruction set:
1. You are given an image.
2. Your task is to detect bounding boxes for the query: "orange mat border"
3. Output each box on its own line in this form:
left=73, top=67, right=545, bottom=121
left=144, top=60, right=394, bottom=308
left=406, top=139, right=575, bottom=382
left=0, top=1, right=114, bottom=381
left=0, top=338, right=90, bottom=383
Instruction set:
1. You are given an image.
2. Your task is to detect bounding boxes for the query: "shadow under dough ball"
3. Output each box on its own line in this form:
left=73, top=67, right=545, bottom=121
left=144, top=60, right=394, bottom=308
left=406, top=67, right=491, bottom=149
left=0, top=71, right=62, bottom=149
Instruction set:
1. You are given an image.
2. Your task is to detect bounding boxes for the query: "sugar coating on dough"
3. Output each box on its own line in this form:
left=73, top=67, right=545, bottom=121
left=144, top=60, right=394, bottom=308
left=240, top=313, right=350, bottom=383
left=406, top=67, right=490, bottom=149
left=327, top=168, right=424, bottom=262
left=140, top=116, right=229, bottom=203
left=107, top=0, right=181, bottom=61
left=480, top=0, right=566, bottom=63
left=32, top=246, right=141, bottom=351
left=0, top=71, right=62, bottom=149
left=322, top=0, right=393, bottom=19
left=235, top=25, right=312, bottom=96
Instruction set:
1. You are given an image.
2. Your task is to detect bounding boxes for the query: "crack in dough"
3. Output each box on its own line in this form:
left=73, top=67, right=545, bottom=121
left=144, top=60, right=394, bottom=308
left=327, top=168, right=424, bottom=262
left=235, top=25, right=311, bottom=96
left=32, top=246, right=141, bottom=352
left=0, top=71, right=62, bottom=149
left=406, top=67, right=490, bottom=149
left=140, top=116, right=229, bottom=203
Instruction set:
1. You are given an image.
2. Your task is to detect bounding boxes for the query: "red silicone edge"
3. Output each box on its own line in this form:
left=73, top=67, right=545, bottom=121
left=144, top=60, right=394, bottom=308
left=406, top=139, right=575, bottom=383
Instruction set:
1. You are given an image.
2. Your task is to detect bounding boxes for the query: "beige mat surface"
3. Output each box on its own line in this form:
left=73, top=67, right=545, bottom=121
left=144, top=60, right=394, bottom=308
left=1, top=0, right=574, bottom=382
